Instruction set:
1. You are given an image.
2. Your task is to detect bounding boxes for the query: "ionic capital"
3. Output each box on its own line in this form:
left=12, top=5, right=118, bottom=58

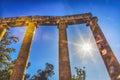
left=57, top=20, right=68, bottom=30
left=91, top=17, right=98, bottom=23
left=86, top=17, right=98, bottom=26
left=25, top=21, right=38, bottom=28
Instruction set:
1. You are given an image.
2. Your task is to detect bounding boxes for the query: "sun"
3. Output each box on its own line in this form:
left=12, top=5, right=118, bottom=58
left=71, top=34, right=98, bottom=63
left=82, top=43, right=92, bottom=52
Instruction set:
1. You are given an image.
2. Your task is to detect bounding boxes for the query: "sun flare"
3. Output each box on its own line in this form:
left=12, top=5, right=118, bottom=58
left=71, top=34, right=98, bottom=63
left=82, top=43, right=92, bottom=52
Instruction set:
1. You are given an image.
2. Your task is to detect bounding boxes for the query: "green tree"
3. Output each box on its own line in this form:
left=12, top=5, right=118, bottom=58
left=26, top=63, right=54, bottom=80
left=0, top=32, right=19, bottom=80
left=0, top=60, right=15, bottom=80
left=24, top=62, right=31, bottom=80
left=72, top=67, right=86, bottom=80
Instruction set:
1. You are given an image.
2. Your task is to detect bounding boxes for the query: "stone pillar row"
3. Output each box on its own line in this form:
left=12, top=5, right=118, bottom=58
left=1, top=16, right=119, bottom=80
left=7, top=21, right=72, bottom=80
left=0, top=21, right=72, bottom=80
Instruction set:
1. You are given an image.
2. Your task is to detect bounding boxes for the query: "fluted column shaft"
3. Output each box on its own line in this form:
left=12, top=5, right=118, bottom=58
left=10, top=22, right=37, bottom=80
left=58, top=22, right=71, bottom=80
left=88, top=17, right=120, bottom=80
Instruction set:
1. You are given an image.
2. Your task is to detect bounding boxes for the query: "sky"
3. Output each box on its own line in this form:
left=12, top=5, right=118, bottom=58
left=0, top=0, right=120, bottom=80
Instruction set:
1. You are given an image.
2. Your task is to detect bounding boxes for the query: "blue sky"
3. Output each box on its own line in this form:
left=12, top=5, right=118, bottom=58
left=0, top=0, right=120, bottom=80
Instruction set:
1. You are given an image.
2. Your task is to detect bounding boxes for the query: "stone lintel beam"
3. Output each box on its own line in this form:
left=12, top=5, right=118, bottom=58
left=10, top=22, right=37, bottom=80
left=0, top=13, right=92, bottom=27
left=58, top=21, right=72, bottom=80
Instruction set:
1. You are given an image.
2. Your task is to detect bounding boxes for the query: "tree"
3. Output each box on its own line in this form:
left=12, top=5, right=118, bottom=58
left=72, top=67, right=86, bottom=80
left=26, top=63, right=54, bottom=80
left=0, top=32, right=19, bottom=80
left=24, top=62, right=31, bottom=80
left=0, top=60, right=15, bottom=80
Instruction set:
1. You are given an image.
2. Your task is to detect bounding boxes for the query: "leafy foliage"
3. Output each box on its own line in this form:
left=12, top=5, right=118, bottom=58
left=0, top=31, right=19, bottom=80
left=0, top=60, right=15, bottom=80
left=25, top=63, right=54, bottom=80
left=0, top=69, right=10, bottom=80
left=72, top=67, right=86, bottom=80
left=0, top=32, right=19, bottom=70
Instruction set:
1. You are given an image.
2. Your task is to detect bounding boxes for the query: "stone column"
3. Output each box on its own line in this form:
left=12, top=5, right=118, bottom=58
left=0, top=25, right=7, bottom=41
left=88, top=17, right=120, bottom=80
left=58, top=22, right=72, bottom=80
left=10, top=22, right=37, bottom=80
